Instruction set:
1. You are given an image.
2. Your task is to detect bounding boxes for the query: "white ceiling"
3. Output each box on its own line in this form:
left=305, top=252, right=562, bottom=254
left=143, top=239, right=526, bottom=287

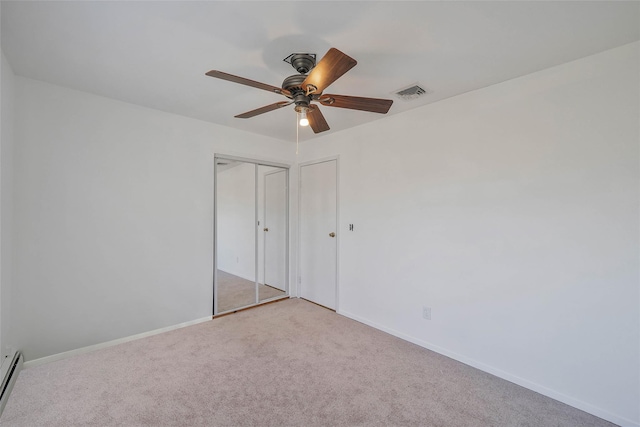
left=2, top=1, right=638, bottom=143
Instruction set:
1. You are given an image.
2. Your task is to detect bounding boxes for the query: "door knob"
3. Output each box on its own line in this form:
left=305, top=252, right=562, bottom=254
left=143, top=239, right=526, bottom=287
left=329, top=232, right=336, bottom=238
left=264, top=228, right=269, bottom=232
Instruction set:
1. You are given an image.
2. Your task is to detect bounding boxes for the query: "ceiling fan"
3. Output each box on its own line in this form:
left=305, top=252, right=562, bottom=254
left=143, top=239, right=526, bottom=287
left=205, top=48, right=393, bottom=134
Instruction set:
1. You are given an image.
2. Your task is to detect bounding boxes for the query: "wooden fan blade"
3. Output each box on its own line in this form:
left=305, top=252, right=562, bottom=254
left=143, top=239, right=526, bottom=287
left=302, top=48, right=357, bottom=94
left=206, top=70, right=290, bottom=97
left=318, top=94, right=393, bottom=114
left=307, top=105, right=330, bottom=134
left=235, top=101, right=292, bottom=119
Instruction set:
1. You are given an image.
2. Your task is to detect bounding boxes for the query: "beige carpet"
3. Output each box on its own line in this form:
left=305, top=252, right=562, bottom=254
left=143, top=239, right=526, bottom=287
left=1, top=299, right=616, bottom=427
left=216, top=270, right=286, bottom=313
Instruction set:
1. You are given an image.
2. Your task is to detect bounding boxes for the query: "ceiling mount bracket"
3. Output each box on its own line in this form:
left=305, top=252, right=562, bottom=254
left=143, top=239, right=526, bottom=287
left=283, top=53, right=317, bottom=74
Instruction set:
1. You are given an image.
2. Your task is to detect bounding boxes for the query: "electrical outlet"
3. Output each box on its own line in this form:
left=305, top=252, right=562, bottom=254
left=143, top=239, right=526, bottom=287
left=422, top=306, right=431, bottom=320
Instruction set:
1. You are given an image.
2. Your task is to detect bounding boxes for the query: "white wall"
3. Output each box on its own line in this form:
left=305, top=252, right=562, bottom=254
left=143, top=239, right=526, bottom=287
left=0, top=49, right=15, bottom=366
left=299, top=42, right=639, bottom=426
left=12, top=77, right=294, bottom=361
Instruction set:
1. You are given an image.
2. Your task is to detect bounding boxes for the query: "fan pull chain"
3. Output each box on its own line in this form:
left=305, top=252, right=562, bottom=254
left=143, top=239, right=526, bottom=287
left=296, top=111, right=299, bottom=155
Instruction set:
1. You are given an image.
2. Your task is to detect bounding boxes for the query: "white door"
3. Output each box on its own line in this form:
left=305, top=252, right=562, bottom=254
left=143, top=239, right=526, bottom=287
left=300, top=159, right=337, bottom=310
left=264, top=170, right=287, bottom=291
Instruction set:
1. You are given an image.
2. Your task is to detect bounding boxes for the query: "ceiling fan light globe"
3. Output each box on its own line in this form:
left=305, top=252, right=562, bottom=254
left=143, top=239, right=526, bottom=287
left=299, top=108, right=309, bottom=126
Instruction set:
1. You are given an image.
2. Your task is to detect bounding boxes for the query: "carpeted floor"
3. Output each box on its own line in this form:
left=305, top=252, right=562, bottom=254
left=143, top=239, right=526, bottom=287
left=216, top=270, right=286, bottom=313
left=1, top=299, right=616, bottom=427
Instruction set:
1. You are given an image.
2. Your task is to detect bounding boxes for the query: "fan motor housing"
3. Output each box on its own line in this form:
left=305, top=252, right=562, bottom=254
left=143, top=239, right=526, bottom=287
left=292, top=92, right=310, bottom=109
left=283, top=76, right=312, bottom=108
left=282, top=74, right=306, bottom=92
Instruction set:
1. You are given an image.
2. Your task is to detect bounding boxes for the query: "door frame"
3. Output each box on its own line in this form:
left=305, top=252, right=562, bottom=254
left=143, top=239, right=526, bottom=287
left=297, top=155, right=340, bottom=311
left=213, top=154, right=290, bottom=316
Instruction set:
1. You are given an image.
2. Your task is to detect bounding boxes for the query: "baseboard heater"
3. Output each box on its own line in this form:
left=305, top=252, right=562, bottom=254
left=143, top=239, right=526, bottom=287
left=0, top=351, right=23, bottom=416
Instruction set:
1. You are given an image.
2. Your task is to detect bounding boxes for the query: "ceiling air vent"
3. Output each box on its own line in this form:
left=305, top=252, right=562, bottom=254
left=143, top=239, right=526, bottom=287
left=393, top=83, right=431, bottom=101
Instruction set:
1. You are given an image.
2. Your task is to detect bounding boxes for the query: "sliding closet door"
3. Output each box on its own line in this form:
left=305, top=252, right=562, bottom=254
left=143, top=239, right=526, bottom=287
left=214, top=157, right=289, bottom=316
left=215, top=161, right=257, bottom=314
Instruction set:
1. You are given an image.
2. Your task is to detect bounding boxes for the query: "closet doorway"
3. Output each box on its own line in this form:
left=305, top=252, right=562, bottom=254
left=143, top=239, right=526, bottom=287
left=214, top=155, right=289, bottom=316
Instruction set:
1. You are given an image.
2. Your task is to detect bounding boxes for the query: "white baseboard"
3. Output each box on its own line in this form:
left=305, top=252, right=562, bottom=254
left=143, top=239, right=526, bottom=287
left=338, top=309, right=637, bottom=427
left=24, top=316, right=212, bottom=369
